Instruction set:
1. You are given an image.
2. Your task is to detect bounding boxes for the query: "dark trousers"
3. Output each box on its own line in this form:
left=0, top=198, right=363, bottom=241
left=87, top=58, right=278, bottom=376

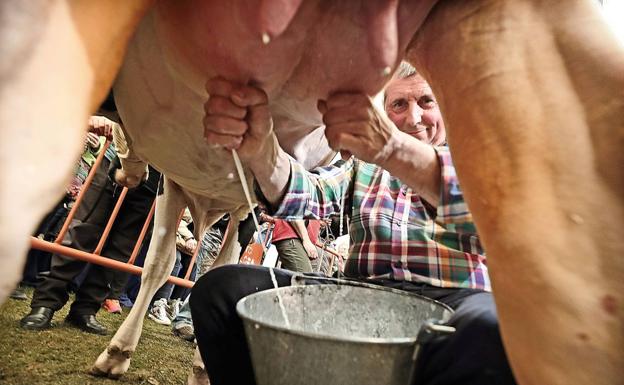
left=190, top=265, right=516, bottom=385
left=108, top=269, right=131, bottom=300
left=30, top=159, right=154, bottom=316
left=21, top=248, right=52, bottom=287
left=20, top=195, right=71, bottom=286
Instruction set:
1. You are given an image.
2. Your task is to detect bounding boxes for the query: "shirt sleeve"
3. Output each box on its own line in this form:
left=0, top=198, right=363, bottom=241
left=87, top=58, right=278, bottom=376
left=268, top=157, right=356, bottom=220
left=177, top=208, right=195, bottom=241
left=435, top=146, right=477, bottom=231
left=94, top=135, right=106, bottom=156
left=113, top=123, right=149, bottom=178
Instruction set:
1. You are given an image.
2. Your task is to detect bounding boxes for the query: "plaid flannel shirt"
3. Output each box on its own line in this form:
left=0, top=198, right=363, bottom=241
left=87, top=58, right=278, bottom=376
left=270, top=147, right=490, bottom=291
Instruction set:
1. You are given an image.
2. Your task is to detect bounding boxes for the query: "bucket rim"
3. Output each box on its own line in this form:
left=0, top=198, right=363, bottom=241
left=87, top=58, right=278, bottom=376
left=236, top=284, right=452, bottom=345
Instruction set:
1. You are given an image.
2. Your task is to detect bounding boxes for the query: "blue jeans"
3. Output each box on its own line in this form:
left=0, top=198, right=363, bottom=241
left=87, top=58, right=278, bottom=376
left=153, top=250, right=182, bottom=301
left=172, top=227, right=223, bottom=328
left=172, top=296, right=192, bottom=328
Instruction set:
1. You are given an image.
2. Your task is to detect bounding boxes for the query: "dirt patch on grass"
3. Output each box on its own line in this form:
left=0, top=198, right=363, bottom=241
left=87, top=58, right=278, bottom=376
left=0, top=288, right=195, bottom=384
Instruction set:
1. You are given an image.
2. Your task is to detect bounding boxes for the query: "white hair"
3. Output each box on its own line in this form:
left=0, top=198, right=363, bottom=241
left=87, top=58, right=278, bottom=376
left=393, top=61, right=418, bottom=80
left=380, top=61, right=419, bottom=106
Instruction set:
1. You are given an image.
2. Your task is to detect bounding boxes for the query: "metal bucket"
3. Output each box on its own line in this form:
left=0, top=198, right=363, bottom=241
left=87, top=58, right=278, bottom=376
left=236, top=281, right=454, bottom=385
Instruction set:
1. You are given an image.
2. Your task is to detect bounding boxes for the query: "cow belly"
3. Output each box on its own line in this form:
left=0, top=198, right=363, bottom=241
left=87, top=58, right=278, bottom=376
left=153, top=0, right=436, bottom=93
left=151, top=0, right=435, bottom=127
left=113, top=0, right=438, bottom=197
left=114, top=14, right=250, bottom=202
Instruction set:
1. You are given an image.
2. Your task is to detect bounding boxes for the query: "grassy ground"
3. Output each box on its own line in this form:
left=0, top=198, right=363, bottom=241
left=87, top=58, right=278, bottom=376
left=0, top=288, right=195, bottom=385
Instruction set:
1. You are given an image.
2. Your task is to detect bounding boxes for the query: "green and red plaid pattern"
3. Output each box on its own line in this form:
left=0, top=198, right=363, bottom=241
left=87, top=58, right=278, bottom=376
left=270, top=147, right=490, bottom=291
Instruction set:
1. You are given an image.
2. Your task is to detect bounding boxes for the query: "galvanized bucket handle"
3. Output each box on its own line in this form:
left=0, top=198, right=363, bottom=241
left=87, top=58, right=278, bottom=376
left=291, top=275, right=457, bottom=338
left=408, top=319, right=456, bottom=384
left=416, top=319, right=456, bottom=344
left=292, top=273, right=392, bottom=290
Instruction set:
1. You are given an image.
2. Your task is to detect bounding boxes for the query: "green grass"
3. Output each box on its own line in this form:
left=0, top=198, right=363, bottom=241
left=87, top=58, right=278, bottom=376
left=0, top=288, right=195, bottom=385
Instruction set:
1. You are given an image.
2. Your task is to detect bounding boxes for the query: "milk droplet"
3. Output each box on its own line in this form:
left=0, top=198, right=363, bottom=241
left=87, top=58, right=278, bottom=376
left=261, top=32, right=271, bottom=45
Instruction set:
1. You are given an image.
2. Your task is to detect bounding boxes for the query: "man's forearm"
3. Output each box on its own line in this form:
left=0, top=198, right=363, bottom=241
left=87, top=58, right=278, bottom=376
left=113, top=123, right=148, bottom=177
left=177, top=220, right=194, bottom=241
left=250, top=135, right=292, bottom=207
left=290, top=220, right=311, bottom=243
left=381, top=131, right=441, bottom=205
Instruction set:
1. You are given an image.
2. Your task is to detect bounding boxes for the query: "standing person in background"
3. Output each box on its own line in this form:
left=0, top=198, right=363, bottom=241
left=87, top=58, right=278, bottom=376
left=270, top=218, right=320, bottom=273
left=171, top=221, right=225, bottom=342
left=147, top=208, right=194, bottom=325
left=68, top=131, right=107, bottom=198
left=11, top=130, right=108, bottom=301
left=19, top=116, right=160, bottom=335
left=258, top=202, right=321, bottom=273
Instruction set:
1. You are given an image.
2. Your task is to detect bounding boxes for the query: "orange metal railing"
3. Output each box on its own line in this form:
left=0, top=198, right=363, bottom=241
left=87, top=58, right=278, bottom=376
left=30, top=140, right=196, bottom=289
left=30, top=237, right=192, bottom=287
left=315, top=240, right=346, bottom=274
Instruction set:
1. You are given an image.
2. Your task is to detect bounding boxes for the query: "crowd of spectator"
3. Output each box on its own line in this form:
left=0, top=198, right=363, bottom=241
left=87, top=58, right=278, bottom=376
left=10, top=111, right=345, bottom=342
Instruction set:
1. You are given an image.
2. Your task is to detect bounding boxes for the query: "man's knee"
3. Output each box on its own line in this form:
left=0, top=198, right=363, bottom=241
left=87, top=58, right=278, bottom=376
left=190, top=264, right=294, bottom=317
left=190, top=265, right=239, bottom=311
left=453, top=293, right=513, bottom=374
left=449, top=293, right=506, bottom=353
left=418, top=293, right=515, bottom=384
left=190, top=264, right=269, bottom=313
left=452, top=293, right=498, bottom=326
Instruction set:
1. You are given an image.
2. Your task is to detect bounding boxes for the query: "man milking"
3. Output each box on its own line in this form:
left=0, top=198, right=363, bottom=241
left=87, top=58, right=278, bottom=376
left=192, top=62, right=516, bottom=385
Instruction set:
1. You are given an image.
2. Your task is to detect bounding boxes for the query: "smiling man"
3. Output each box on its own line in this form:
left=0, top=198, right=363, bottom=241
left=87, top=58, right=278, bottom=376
left=384, top=63, right=446, bottom=146
left=192, top=62, right=515, bottom=385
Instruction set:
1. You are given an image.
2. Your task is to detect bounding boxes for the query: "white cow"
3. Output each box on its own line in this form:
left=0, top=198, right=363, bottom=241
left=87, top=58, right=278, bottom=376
left=0, top=1, right=622, bottom=385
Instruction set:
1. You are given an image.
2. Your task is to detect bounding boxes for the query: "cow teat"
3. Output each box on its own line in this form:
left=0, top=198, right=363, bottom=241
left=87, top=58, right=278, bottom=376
left=364, top=0, right=400, bottom=77
left=257, top=0, right=304, bottom=44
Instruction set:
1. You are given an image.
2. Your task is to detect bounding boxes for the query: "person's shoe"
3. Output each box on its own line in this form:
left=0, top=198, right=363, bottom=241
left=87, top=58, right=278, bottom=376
left=172, top=324, right=195, bottom=342
left=148, top=298, right=171, bottom=325
left=20, top=307, right=54, bottom=330
left=167, top=298, right=181, bottom=321
left=10, top=285, right=28, bottom=300
left=102, top=299, right=122, bottom=314
left=118, top=293, right=134, bottom=308
left=64, top=313, right=108, bottom=335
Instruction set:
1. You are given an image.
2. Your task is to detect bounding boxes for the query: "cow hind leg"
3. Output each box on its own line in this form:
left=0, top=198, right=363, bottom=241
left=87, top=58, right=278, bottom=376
left=91, top=177, right=186, bottom=379
left=187, top=347, right=210, bottom=385
left=408, top=1, right=624, bottom=384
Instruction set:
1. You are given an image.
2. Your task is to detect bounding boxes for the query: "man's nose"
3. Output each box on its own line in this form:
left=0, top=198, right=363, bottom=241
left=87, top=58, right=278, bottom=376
left=405, top=102, right=423, bottom=126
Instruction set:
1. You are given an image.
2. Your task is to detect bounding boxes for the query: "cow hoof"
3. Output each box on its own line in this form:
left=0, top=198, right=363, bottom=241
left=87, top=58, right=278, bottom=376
left=90, top=344, right=133, bottom=379
left=187, top=365, right=210, bottom=385
left=89, top=366, right=122, bottom=380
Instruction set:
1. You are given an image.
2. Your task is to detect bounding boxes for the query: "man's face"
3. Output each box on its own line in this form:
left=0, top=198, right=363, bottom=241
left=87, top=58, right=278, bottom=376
left=384, top=75, right=445, bottom=145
